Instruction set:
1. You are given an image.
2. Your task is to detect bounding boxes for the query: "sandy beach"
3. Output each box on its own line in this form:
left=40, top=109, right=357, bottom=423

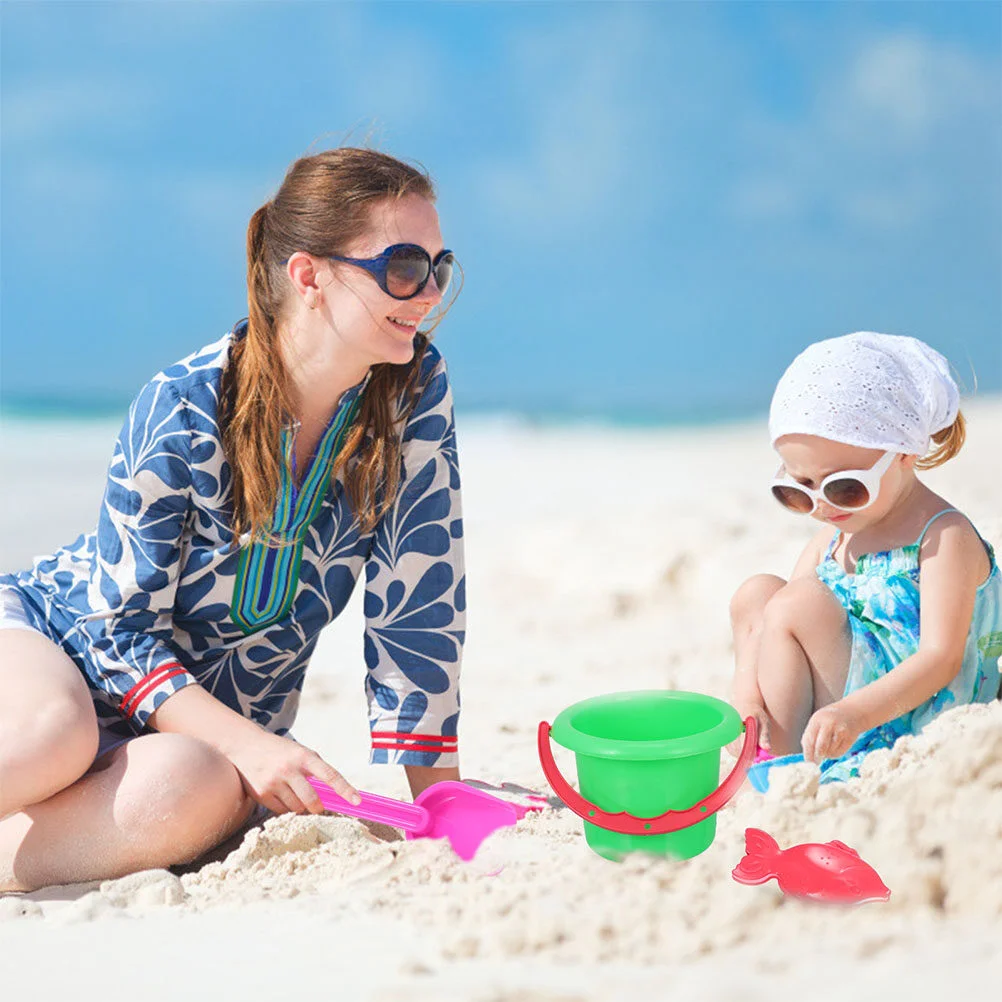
left=1, top=400, right=1000, bottom=1001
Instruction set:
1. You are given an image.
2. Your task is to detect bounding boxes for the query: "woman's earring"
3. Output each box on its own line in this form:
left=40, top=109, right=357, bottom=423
left=305, top=291, right=318, bottom=310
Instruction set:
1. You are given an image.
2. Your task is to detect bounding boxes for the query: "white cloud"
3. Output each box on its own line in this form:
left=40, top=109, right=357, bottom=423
left=164, top=172, right=272, bottom=239
left=473, top=10, right=661, bottom=231
left=93, top=1, right=234, bottom=45
left=4, top=156, right=267, bottom=260
left=1, top=80, right=153, bottom=145
left=730, top=175, right=803, bottom=220
left=730, top=31, right=1001, bottom=232
left=841, top=33, right=993, bottom=143
left=5, top=160, right=123, bottom=257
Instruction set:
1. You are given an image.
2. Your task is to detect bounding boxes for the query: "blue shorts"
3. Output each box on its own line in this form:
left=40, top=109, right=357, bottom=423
left=0, top=586, right=40, bottom=633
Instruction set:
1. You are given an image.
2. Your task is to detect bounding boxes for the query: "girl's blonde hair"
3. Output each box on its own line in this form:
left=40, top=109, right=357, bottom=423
left=915, top=411, right=966, bottom=470
left=218, top=148, right=438, bottom=542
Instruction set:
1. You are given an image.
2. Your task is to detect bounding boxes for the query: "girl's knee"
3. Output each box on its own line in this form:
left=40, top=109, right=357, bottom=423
left=762, top=576, right=842, bottom=633
left=730, top=574, right=787, bottom=624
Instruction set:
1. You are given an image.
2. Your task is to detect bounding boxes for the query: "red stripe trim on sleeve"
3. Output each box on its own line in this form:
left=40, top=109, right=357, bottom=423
left=120, top=664, right=187, bottom=718
left=120, top=663, right=183, bottom=712
left=121, top=665, right=175, bottom=713
left=370, top=731, right=458, bottom=744
left=122, top=668, right=188, bottom=718
left=371, top=741, right=459, bottom=755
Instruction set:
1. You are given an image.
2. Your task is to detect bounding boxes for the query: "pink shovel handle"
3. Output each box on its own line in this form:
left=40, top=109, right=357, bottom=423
left=537, top=716, right=758, bottom=836
left=307, top=777, right=431, bottom=835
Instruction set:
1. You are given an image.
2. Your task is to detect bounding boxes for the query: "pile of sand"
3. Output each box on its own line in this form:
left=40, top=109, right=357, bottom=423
left=8, top=701, right=997, bottom=975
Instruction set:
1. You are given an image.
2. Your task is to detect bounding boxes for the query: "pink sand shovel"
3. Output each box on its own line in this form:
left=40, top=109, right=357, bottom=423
left=306, top=777, right=520, bottom=861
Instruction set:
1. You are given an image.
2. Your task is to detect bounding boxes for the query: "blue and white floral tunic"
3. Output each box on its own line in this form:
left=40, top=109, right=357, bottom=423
left=0, top=324, right=465, bottom=767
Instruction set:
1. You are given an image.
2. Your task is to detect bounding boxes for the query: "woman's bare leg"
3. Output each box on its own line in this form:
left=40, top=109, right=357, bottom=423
left=0, top=630, right=99, bottom=817
left=0, top=732, right=254, bottom=892
left=755, top=576, right=852, bottom=755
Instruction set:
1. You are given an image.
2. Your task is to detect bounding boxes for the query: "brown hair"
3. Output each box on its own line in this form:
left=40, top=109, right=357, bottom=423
left=219, top=148, right=438, bottom=542
left=915, top=411, right=966, bottom=470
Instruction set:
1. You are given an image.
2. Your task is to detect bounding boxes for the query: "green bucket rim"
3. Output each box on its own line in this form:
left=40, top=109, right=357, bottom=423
left=550, top=690, right=742, bottom=761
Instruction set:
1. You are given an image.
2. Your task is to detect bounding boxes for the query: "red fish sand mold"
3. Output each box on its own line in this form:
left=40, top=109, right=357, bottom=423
left=732, top=828, right=891, bottom=904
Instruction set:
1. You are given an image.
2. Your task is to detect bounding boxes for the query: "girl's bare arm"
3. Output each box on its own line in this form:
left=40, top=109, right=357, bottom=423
left=791, top=526, right=837, bottom=580
left=831, top=514, right=987, bottom=732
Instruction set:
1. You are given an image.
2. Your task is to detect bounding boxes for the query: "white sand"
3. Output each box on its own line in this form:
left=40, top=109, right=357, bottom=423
left=2, top=400, right=1001, bottom=1001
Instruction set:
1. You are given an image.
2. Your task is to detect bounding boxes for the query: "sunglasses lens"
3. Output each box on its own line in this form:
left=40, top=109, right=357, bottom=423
left=824, top=478, right=870, bottom=510
left=386, top=247, right=431, bottom=298
left=433, top=252, right=454, bottom=294
left=772, top=485, right=814, bottom=513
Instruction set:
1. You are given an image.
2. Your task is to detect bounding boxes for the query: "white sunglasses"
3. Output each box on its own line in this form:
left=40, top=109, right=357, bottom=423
left=770, top=450, right=897, bottom=514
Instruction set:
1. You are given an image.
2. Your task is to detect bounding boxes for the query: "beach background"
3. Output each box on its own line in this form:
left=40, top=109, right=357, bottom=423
left=2, top=3, right=1001, bottom=1000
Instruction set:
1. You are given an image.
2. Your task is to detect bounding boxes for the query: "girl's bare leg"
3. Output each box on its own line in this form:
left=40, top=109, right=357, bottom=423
left=0, top=630, right=99, bottom=817
left=0, top=732, right=254, bottom=892
left=755, top=576, right=852, bottom=755
left=727, top=574, right=786, bottom=751
left=730, top=574, right=787, bottom=691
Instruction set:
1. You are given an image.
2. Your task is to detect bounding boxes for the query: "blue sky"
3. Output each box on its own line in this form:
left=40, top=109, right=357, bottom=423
left=2, top=1, right=999, bottom=422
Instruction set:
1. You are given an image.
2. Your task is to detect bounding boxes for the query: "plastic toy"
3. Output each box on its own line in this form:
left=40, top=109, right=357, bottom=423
left=507, top=797, right=548, bottom=819
left=731, top=827, right=891, bottom=903
left=538, top=690, right=757, bottom=860
left=747, top=749, right=807, bottom=792
left=460, top=779, right=551, bottom=818
left=307, top=777, right=519, bottom=861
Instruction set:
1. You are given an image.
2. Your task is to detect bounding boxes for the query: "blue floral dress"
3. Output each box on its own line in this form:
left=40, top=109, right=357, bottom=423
left=0, top=323, right=465, bottom=767
left=749, top=509, right=1002, bottom=790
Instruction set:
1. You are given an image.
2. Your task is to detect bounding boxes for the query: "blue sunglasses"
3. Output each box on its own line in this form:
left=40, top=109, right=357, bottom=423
left=329, top=243, right=455, bottom=301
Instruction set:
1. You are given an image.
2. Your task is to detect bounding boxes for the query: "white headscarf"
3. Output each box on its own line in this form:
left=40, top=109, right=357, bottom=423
left=768, top=332, right=959, bottom=455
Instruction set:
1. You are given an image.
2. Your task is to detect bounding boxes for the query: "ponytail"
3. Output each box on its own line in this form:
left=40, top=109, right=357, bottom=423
left=219, top=204, right=296, bottom=543
left=916, top=411, right=966, bottom=470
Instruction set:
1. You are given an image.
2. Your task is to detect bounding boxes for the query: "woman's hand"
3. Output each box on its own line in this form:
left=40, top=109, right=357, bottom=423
left=728, top=702, right=771, bottom=757
left=801, top=702, right=861, bottom=763
left=225, top=728, right=360, bottom=815
left=149, top=684, right=359, bottom=815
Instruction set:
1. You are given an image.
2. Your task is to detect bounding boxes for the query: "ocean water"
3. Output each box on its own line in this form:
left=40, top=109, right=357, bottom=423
left=0, top=392, right=767, bottom=431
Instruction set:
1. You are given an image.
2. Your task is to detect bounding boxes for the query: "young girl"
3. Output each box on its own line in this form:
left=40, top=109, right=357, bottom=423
left=0, top=148, right=465, bottom=891
left=730, top=332, right=1001, bottom=784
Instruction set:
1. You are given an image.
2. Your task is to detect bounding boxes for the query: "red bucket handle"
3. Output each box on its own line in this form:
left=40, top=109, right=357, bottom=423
left=537, top=715, right=758, bottom=836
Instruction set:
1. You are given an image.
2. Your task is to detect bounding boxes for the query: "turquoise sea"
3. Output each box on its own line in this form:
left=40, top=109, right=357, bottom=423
left=0, top=394, right=768, bottom=431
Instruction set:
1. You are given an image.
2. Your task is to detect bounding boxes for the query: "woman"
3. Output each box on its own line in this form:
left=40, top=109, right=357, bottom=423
left=0, top=148, right=465, bottom=891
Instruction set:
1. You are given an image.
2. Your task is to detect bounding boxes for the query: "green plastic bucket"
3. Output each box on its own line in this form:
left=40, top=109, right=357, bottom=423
left=538, top=690, right=755, bottom=861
